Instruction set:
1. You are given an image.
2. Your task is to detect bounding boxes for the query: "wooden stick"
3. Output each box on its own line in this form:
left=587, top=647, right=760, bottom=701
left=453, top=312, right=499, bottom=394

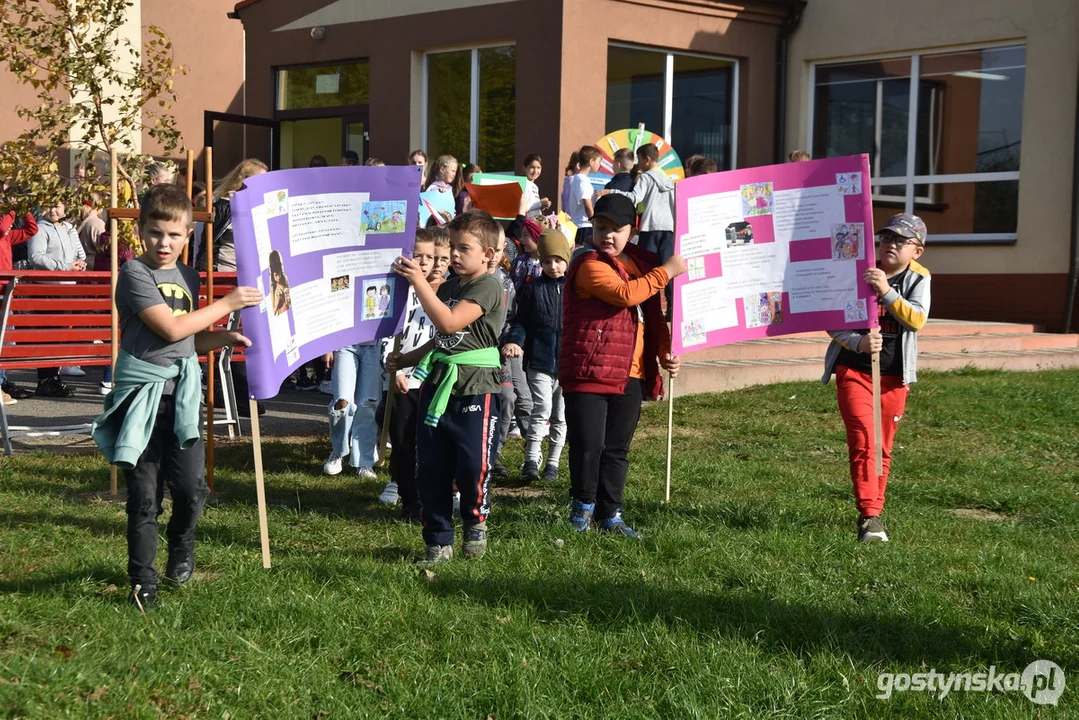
left=376, top=336, right=402, bottom=469
left=248, top=398, right=272, bottom=568
left=664, top=374, right=674, bottom=503
left=183, top=149, right=194, bottom=265
left=204, top=147, right=216, bottom=493
left=871, top=329, right=884, bottom=477
left=109, top=149, right=120, bottom=497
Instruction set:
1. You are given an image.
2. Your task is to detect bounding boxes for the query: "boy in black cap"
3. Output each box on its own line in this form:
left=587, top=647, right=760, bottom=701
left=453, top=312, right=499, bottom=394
left=823, top=213, right=931, bottom=543
left=558, top=194, right=686, bottom=537
left=502, top=229, right=572, bottom=481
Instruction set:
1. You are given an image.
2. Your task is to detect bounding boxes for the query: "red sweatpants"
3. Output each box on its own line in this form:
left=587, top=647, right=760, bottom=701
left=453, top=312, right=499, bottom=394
left=836, top=366, right=910, bottom=518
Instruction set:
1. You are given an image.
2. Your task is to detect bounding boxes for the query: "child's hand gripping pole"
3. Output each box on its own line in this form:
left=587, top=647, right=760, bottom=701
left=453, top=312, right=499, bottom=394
left=376, top=334, right=403, bottom=470
left=870, top=329, right=884, bottom=477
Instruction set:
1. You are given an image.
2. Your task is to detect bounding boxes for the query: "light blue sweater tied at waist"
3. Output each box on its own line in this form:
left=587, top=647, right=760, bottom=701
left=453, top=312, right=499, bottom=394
left=91, top=350, right=202, bottom=469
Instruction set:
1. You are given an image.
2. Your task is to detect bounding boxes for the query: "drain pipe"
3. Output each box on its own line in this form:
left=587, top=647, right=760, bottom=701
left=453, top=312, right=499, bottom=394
left=774, top=0, right=808, bottom=165
left=1064, top=62, right=1079, bottom=333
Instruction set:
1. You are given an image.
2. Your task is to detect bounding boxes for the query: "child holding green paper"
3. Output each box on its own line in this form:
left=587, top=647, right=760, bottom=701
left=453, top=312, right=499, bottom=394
left=389, top=210, right=505, bottom=566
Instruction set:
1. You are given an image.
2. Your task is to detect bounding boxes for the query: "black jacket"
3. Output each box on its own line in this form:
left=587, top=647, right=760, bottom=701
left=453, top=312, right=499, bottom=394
left=503, top=272, right=563, bottom=376
left=605, top=172, right=634, bottom=192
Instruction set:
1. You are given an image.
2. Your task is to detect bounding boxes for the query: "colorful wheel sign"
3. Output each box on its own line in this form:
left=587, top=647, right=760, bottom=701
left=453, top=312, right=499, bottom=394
left=593, top=128, right=685, bottom=183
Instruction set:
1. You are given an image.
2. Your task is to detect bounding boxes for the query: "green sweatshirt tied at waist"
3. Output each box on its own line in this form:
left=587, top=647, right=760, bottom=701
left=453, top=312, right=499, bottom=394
left=91, top=350, right=202, bottom=468
left=413, top=347, right=502, bottom=427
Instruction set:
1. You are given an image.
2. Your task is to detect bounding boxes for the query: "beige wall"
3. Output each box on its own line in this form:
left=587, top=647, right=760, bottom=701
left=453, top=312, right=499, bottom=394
left=785, top=0, right=1079, bottom=277
left=141, top=0, right=246, bottom=177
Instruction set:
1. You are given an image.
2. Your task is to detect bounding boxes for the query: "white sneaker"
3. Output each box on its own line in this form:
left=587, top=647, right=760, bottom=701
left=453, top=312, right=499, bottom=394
left=378, top=481, right=400, bottom=505
left=99, top=381, right=112, bottom=396
left=357, top=466, right=377, bottom=480
left=319, top=379, right=333, bottom=395
left=323, top=452, right=344, bottom=476
left=452, top=491, right=461, bottom=513
left=60, top=366, right=86, bottom=377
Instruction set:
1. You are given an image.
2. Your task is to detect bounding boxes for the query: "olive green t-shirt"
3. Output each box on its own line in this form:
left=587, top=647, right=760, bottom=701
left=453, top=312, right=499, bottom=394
left=434, top=273, right=505, bottom=396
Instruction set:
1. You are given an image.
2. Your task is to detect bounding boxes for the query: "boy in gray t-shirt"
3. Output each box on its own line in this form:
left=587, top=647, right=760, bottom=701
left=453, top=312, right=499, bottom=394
left=100, top=185, right=261, bottom=610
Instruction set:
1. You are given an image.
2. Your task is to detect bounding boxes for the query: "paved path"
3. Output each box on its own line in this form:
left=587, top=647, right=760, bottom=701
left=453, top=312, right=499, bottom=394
left=1, top=367, right=330, bottom=452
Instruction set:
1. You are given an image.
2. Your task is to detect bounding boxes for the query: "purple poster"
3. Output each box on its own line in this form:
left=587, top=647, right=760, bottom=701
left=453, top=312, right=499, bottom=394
left=230, top=166, right=422, bottom=399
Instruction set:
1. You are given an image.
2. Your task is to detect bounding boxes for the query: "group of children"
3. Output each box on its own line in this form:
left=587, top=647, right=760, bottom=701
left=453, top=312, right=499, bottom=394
left=93, top=144, right=931, bottom=607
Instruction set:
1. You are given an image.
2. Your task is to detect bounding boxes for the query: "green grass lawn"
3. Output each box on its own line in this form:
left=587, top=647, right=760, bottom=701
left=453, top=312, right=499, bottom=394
left=1, top=368, right=1076, bottom=718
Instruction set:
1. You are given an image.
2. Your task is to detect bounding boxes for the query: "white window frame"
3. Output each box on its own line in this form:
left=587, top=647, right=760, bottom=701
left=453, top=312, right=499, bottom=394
left=608, top=42, right=740, bottom=170
left=421, top=42, right=516, bottom=167
left=807, top=42, right=1024, bottom=243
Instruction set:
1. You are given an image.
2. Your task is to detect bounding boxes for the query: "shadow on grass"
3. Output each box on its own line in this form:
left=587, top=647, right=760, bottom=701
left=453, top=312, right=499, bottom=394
left=426, top=574, right=1060, bottom=669
left=0, top=563, right=126, bottom=595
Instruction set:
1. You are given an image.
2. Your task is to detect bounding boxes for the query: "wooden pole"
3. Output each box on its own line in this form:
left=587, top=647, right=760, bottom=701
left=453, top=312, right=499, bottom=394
left=204, top=148, right=216, bottom=493
left=664, top=374, right=674, bottom=503
left=248, top=398, right=272, bottom=568
left=375, top=336, right=402, bottom=469
left=108, top=149, right=120, bottom=497
left=183, top=149, right=194, bottom=265
left=871, top=329, right=884, bottom=477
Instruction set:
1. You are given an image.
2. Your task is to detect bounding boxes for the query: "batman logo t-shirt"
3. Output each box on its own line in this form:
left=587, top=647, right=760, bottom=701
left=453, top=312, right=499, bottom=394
left=117, top=256, right=201, bottom=372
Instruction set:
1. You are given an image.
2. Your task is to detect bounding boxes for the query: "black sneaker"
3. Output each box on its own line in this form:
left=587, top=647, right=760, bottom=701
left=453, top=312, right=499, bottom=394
left=857, top=516, right=889, bottom=543
left=462, top=522, right=488, bottom=559
left=520, top=460, right=540, bottom=481
left=296, top=374, right=319, bottom=392
left=2, top=383, right=34, bottom=400
left=542, top=463, right=559, bottom=481
left=35, top=376, right=73, bottom=398
left=164, top=546, right=195, bottom=585
left=128, top=584, right=157, bottom=610
left=491, top=462, right=509, bottom=479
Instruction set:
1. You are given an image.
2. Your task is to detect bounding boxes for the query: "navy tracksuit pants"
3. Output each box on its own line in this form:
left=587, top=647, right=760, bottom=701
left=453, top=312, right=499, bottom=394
left=416, top=383, right=501, bottom=547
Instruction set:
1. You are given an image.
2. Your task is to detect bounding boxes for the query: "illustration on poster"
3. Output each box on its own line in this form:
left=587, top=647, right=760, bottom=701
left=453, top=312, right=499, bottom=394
left=363, top=278, right=394, bottom=320
left=688, top=257, right=706, bottom=281
left=265, top=189, right=289, bottom=218
left=832, top=223, right=863, bottom=261
left=836, top=173, right=862, bottom=195
left=682, top=319, right=707, bottom=347
left=740, top=182, right=774, bottom=217
left=268, top=250, right=292, bottom=317
left=743, top=292, right=784, bottom=329
left=362, top=201, right=407, bottom=234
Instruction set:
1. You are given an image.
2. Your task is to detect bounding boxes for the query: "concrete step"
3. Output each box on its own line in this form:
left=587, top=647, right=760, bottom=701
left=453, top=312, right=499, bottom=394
left=688, top=330, right=1079, bottom=363
left=676, top=346, right=1079, bottom=397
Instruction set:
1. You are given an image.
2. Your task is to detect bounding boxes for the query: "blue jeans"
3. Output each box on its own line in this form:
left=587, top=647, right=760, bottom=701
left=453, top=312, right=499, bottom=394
left=328, top=343, right=381, bottom=468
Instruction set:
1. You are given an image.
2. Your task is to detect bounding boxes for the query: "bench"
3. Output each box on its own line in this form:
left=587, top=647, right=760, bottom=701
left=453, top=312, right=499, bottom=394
left=0, top=270, right=245, bottom=455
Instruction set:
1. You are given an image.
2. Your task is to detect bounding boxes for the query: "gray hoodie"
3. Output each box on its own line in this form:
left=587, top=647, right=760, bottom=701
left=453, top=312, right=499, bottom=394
left=28, top=218, right=85, bottom=271
left=612, top=168, right=675, bottom=232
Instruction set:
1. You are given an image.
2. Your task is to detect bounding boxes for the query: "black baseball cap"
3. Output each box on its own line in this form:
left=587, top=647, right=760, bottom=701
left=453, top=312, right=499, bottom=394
left=591, top=193, right=637, bottom=229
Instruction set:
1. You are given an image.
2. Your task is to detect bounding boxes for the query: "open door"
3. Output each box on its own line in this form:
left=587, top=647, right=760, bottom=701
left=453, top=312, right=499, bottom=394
left=204, top=111, right=281, bottom=172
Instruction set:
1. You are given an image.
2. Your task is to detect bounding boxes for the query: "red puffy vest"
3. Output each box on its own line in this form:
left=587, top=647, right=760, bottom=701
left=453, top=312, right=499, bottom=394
left=558, top=243, right=666, bottom=399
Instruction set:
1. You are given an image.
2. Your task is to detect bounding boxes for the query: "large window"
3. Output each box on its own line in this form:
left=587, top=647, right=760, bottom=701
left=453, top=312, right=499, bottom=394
left=423, top=45, right=516, bottom=173
left=606, top=44, right=737, bottom=170
left=276, top=61, right=369, bottom=111
left=811, top=45, right=1025, bottom=242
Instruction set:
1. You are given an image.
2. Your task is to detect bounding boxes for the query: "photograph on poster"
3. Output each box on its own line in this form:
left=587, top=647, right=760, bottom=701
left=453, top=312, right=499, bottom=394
left=330, top=275, right=350, bottom=292
left=725, top=221, right=754, bottom=246
left=268, top=250, right=291, bottom=317
left=740, top=182, right=774, bottom=217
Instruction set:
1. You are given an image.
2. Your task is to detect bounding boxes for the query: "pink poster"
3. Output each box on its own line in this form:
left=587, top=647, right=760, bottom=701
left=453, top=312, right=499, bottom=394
left=672, top=154, right=879, bottom=355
